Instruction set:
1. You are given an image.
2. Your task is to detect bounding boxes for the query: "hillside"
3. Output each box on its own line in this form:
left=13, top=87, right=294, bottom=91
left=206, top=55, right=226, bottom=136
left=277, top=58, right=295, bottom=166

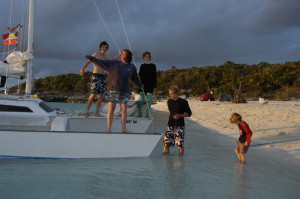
left=6, top=60, right=300, bottom=101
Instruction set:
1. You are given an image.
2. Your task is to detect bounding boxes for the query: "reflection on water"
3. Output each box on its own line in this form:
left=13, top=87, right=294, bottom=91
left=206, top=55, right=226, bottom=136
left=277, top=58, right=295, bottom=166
left=162, top=155, right=186, bottom=198
left=0, top=103, right=300, bottom=199
left=234, top=162, right=249, bottom=199
left=0, top=144, right=300, bottom=199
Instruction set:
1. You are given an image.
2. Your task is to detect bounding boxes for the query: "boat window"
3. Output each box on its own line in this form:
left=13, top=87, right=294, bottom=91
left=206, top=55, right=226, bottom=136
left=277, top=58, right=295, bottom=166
left=0, top=105, right=33, bottom=112
left=39, top=102, right=55, bottom=113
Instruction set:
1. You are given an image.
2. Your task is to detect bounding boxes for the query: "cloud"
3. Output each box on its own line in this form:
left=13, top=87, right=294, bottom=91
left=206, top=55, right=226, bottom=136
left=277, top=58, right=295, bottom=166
left=250, top=0, right=300, bottom=33
left=1, top=0, right=299, bottom=80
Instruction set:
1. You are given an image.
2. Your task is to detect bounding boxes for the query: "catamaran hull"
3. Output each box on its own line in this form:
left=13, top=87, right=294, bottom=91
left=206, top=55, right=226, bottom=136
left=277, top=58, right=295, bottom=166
left=67, top=116, right=152, bottom=133
left=0, top=130, right=162, bottom=158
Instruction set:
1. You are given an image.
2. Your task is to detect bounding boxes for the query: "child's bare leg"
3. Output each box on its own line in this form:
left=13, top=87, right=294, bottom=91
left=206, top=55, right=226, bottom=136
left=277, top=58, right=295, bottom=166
left=178, top=146, right=184, bottom=155
left=163, top=146, right=169, bottom=154
left=240, top=153, right=246, bottom=163
left=235, top=149, right=242, bottom=161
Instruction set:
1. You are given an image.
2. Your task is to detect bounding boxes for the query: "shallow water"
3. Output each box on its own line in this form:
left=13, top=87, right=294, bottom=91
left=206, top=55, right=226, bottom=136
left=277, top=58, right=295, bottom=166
left=0, top=103, right=299, bottom=199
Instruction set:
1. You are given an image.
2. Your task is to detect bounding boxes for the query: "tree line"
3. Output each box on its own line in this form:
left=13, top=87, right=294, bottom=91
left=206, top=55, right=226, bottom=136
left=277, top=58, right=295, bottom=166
left=9, top=60, right=300, bottom=100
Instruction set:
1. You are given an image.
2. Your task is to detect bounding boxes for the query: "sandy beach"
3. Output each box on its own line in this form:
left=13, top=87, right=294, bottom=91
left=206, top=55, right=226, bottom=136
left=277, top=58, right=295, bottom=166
left=152, top=99, right=300, bottom=159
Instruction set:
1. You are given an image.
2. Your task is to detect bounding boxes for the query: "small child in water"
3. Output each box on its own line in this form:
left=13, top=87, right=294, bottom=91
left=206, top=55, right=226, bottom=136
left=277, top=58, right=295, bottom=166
left=230, top=113, right=253, bottom=163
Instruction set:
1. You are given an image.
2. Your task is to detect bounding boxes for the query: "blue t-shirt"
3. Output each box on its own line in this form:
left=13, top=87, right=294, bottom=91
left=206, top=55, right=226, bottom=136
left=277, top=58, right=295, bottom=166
left=86, top=55, right=143, bottom=92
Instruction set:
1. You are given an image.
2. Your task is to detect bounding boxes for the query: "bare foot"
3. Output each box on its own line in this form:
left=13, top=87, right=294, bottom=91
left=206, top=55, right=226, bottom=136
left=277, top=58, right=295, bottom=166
left=122, top=129, right=131, bottom=133
left=95, top=113, right=104, bottom=117
left=84, top=112, right=90, bottom=118
left=106, top=128, right=111, bottom=133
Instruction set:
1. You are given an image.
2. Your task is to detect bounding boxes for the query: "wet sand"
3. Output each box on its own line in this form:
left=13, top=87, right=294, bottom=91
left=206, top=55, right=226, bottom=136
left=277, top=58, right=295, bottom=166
left=152, top=100, right=300, bottom=160
left=149, top=109, right=300, bottom=198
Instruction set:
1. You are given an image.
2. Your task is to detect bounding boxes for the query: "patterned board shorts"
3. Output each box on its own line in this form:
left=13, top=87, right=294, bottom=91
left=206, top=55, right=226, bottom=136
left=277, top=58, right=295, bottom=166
left=90, top=74, right=106, bottom=94
left=164, top=126, right=185, bottom=147
left=107, top=90, right=130, bottom=104
left=235, top=141, right=250, bottom=154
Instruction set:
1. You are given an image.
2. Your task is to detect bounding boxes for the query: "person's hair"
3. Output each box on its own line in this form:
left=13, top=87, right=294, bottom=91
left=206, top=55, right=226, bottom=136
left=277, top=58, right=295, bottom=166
left=169, top=86, right=180, bottom=94
left=143, top=51, right=151, bottom=60
left=99, top=41, right=109, bottom=50
left=230, top=112, right=242, bottom=124
left=123, top=49, right=132, bottom=63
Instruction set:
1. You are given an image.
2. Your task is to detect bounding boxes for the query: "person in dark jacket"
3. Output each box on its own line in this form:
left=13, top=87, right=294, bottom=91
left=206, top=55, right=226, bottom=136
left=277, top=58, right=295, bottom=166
left=86, top=49, right=143, bottom=133
left=163, top=86, right=192, bottom=155
left=138, top=51, right=157, bottom=119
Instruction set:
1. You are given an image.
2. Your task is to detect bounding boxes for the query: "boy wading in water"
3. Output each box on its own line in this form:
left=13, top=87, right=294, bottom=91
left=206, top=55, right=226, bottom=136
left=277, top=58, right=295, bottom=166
left=230, top=113, right=253, bottom=164
left=163, top=86, right=192, bottom=155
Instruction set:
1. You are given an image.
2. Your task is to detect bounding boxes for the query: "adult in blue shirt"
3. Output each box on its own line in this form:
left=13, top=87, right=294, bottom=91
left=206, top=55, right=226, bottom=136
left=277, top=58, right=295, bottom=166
left=86, top=49, right=143, bottom=133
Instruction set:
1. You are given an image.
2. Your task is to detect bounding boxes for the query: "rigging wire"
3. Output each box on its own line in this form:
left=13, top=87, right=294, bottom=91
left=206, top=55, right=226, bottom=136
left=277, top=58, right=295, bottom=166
left=3, top=0, right=14, bottom=92
left=91, top=0, right=153, bottom=120
left=19, top=0, right=26, bottom=51
left=0, top=48, right=16, bottom=55
left=1, top=0, right=26, bottom=93
left=115, top=0, right=152, bottom=119
left=115, top=0, right=133, bottom=60
left=91, top=0, right=120, bottom=51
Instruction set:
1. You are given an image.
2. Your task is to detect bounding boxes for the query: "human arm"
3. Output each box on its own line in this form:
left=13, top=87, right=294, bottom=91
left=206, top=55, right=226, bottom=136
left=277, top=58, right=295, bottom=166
left=172, top=112, right=191, bottom=119
left=85, top=55, right=117, bottom=71
left=111, top=49, right=122, bottom=60
left=80, top=52, right=97, bottom=76
left=241, top=122, right=252, bottom=145
left=153, top=64, right=157, bottom=89
left=239, top=129, right=243, bottom=135
left=130, top=65, right=143, bottom=89
left=172, top=100, right=192, bottom=119
left=138, top=64, right=144, bottom=83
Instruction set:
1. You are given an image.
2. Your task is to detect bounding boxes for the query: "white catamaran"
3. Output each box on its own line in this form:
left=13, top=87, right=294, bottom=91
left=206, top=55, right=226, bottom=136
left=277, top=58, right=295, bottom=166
left=0, top=0, right=161, bottom=158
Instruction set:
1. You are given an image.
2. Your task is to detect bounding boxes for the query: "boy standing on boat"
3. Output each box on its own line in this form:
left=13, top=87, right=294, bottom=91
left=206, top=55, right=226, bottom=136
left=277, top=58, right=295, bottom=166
left=138, top=51, right=157, bottom=119
left=164, top=86, right=192, bottom=155
left=80, top=41, right=120, bottom=117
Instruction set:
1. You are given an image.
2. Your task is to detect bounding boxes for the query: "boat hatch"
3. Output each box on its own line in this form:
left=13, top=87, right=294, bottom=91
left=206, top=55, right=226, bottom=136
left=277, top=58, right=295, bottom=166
left=0, top=104, right=33, bottom=112
left=39, top=102, right=55, bottom=113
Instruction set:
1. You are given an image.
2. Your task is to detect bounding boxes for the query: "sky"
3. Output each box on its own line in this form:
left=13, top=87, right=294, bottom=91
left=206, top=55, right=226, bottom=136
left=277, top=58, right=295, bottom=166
left=1, top=0, right=300, bottom=87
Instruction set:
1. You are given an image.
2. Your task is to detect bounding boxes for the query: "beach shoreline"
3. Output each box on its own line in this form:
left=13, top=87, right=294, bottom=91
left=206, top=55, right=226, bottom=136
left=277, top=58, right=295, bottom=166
left=151, top=99, right=300, bottom=160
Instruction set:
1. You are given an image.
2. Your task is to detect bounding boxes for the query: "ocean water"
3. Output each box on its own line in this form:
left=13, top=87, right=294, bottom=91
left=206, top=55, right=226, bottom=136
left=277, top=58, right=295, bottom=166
left=0, top=103, right=299, bottom=199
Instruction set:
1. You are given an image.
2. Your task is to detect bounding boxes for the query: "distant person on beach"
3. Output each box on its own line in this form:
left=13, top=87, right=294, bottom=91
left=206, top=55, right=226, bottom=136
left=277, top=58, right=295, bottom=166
left=164, top=86, right=192, bottom=155
left=230, top=113, right=253, bottom=164
left=199, top=92, right=215, bottom=101
left=138, top=51, right=157, bottom=119
left=85, top=49, right=143, bottom=133
left=80, top=41, right=121, bottom=117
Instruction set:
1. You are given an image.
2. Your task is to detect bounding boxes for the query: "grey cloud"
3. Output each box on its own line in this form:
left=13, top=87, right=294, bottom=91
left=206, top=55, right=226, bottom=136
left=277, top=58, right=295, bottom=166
left=249, top=0, right=300, bottom=33
left=1, top=0, right=300, bottom=79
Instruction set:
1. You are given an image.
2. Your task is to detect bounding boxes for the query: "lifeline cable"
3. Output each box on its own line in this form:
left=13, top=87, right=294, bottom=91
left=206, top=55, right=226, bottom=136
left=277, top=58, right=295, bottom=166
left=115, top=0, right=152, bottom=119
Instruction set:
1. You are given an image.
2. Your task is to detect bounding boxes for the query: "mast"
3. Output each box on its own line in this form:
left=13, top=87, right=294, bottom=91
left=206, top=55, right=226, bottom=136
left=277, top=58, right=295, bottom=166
left=25, top=0, right=36, bottom=96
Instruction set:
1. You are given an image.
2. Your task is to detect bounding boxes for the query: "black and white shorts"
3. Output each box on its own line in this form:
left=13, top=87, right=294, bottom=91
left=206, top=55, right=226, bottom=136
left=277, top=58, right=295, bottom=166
left=164, top=126, right=185, bottom=147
